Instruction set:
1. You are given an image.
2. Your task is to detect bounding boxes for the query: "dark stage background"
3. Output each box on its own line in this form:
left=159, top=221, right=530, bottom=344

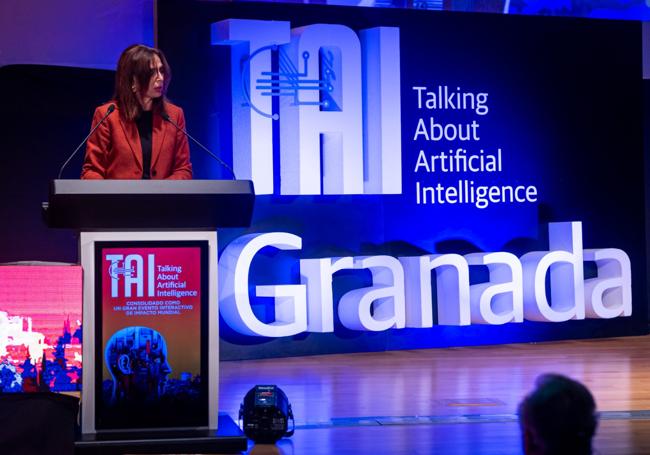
left=0, top=3, right=647, bottom=361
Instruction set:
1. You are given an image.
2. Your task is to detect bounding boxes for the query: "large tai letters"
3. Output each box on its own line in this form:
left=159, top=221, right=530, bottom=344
left=213, top=20, right=402, bottom=195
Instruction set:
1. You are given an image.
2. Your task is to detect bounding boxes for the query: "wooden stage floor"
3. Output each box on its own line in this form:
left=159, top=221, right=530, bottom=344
left=218, top=335, right=650, bottom=454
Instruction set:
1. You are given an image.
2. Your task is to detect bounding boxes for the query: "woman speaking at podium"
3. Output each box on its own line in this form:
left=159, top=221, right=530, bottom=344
left=81, top=44, right=192, bottom=179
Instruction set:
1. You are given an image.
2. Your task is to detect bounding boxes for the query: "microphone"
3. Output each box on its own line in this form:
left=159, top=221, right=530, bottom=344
left=161, top=112, right=236, bottom=180
left=58, top=104, right=116, bottom=179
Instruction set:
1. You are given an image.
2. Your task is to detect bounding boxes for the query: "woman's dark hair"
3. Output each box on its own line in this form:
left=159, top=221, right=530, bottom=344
left=114, top=44, right=172, bottom=121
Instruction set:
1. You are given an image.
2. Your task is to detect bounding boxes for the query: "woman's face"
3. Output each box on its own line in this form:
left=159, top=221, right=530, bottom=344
left=145, top=54, right=165, bottom=100
left=135, top=53, right=165, bottom=109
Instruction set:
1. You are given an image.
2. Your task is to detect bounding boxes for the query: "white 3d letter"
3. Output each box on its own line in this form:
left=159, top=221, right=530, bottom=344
left=465, top=252, right=523, bottom=324
left=338, top=256, right=405, bottom=331
left=584, top=248, right=632, bottom=318
left=521, top=222, right=585, bottom=322
left=300, top=257, right=353, bottom=333
left=279, top=24, right=363, bottom=195
left=360, top=27, right=402, bottom=194
left=400, top=254, right=470, bottom=327
left=219, top=232, right=306, bottom=337
left=212, top=19, right=290, bottom=194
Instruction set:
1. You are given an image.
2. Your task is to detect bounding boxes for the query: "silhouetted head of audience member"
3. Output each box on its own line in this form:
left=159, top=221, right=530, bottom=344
left=519, top=373, right=598, bottom=455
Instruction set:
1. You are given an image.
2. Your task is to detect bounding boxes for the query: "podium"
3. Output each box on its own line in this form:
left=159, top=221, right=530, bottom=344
left=44, top=179, right=254, bottom=453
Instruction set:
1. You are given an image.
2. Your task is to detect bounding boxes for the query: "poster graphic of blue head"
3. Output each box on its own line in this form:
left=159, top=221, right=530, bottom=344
left=104, top=326, right=171, bottom=404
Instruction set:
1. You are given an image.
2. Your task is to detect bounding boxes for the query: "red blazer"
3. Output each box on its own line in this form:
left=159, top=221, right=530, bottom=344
left=81, top=101, right=192, bottom=179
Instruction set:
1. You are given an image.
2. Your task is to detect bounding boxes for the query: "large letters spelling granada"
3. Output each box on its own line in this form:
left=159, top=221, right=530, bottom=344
left=212, top=19, right=402, bottom=195
left=218, top=222, right=632, bottom=337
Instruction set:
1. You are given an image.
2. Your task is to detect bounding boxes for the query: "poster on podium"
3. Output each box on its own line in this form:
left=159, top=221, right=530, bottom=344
left=93, top=240, right=209, bottom=430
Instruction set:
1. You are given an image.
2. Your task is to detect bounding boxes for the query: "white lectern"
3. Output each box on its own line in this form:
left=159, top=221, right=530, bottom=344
left=44, top=179, right=253, bottom=453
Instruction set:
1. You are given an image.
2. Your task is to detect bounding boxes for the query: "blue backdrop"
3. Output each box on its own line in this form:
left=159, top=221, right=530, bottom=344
left=157, top=1, right=647, bottom=360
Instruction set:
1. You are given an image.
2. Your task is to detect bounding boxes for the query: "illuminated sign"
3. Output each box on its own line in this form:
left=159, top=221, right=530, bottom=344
left=213, top=20, right=402, bottom=195
left=219, top=222, right=632, bottom=337
left=155, top=1, right=645, bottom=356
